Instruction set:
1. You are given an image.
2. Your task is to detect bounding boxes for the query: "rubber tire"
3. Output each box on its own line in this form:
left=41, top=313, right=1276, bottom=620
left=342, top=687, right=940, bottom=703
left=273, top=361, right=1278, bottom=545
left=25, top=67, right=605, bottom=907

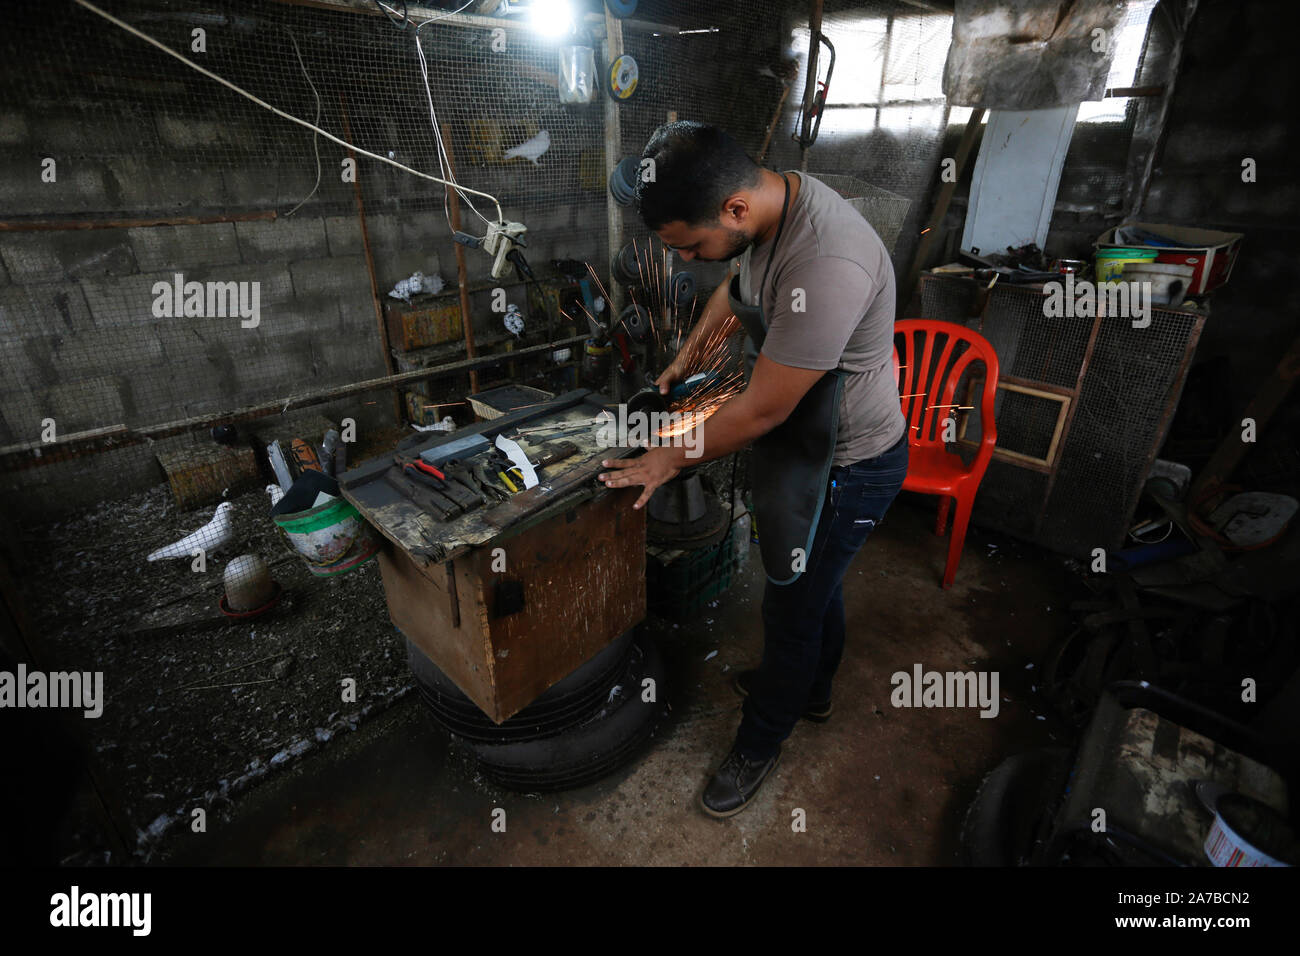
left=468, top=633, right=667, bottom=792
left=961, top=747, right=1073, bottom=866
left=406, top=629, right=636, bottom=743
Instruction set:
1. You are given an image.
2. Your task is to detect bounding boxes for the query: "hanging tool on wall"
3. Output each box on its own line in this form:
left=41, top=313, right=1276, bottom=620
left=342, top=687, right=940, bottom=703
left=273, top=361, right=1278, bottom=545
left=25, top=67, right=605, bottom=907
left=793, top=0, right=835, bottom=157
left=604, top=53, right=640, bottom=103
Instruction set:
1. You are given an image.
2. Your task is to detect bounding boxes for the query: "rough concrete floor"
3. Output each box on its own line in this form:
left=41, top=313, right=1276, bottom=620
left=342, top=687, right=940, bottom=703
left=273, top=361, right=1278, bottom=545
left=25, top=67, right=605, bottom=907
left=155, top=493, right=1074, bottom=865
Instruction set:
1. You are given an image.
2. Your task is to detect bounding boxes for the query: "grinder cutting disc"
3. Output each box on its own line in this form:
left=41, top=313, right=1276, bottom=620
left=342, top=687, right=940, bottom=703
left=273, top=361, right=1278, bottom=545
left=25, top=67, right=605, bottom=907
left=626, top=385, right=666, bottom=418
left=620, top=304, right=652, bottom=343
left=605, top=53, right=640, bottom=102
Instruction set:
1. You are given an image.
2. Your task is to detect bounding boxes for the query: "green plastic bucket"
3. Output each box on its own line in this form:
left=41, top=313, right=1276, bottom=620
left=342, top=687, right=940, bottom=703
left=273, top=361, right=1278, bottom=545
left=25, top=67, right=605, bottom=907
left=1095, top=246, right=1159, bottom=282
left=273, top=496, right=379, bottom=577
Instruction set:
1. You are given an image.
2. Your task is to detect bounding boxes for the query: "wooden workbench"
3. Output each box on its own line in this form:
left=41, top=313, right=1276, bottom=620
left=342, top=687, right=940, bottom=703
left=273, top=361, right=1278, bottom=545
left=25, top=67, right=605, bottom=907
left=339, top=389, right=646, bottom=723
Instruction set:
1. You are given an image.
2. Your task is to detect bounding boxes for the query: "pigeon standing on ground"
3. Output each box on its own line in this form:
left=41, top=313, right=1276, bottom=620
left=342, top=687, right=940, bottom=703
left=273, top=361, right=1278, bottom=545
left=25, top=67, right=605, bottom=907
left=147, top=502, right=237, bottom=561
left=503, top=129, right=550, bottom=166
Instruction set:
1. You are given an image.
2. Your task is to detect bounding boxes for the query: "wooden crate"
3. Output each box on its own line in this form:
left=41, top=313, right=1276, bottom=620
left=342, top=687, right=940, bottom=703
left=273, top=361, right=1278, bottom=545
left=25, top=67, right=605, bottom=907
left=156, top=444, right=258, bottom=510
left=377, top=487, right=646, bottom=723
left=384, top=298, right=464, bottom=352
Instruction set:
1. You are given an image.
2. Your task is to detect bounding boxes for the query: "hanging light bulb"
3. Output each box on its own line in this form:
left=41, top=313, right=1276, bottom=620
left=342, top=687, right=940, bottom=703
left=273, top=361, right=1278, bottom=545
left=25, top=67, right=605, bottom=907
left=530, top=0, right=574, bottom=38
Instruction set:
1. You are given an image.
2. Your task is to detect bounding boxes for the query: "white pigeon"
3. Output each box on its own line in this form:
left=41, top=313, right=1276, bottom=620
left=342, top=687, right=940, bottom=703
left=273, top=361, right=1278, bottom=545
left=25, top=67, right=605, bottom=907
left=147, top=501, right=236, bottom=561
left=388, top=271, right=445, bottom=303
left=266, top=484, right=285, bottom=508
left=503, top=129, right=550, bottom=166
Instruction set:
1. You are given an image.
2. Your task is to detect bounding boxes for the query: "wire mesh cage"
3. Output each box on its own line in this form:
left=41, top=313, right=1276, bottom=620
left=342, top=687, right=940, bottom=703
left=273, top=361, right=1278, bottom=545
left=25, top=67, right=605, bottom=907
left=807, top=172, right=911, bottom=254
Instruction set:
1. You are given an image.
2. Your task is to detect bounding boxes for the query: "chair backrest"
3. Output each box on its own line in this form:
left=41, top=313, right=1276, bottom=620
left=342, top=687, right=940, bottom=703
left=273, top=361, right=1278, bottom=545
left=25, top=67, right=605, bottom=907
left=893, top=319, right=1000, bottom=449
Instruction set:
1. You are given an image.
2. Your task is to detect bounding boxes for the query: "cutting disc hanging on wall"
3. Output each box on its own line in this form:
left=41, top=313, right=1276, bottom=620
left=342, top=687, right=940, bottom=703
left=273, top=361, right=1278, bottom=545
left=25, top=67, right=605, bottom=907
left=605, top=53, right=640, bottom=102
left=604, top=0, right=638, bottom=18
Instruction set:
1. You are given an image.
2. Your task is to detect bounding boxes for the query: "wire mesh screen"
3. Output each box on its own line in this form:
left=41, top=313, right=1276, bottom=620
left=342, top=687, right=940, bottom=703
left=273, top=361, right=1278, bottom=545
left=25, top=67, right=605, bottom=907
left=1041, top=305, right=1205, bottom=557
left=808, top=173, right=910, bottom=254
left=905, top=276, right=1205, bottom=557
left=991, top=389, right=1063, bottom=463
left=912, top=272, right=980, bottom=323
left=1, top=0, right=960, bottom=520
left=977, top=286, right=1095, bottom=391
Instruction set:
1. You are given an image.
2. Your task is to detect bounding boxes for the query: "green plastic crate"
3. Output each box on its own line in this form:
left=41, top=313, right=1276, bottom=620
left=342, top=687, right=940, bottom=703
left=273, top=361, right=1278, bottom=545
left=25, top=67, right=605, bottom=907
left=646, top=511, right=748, bottom=621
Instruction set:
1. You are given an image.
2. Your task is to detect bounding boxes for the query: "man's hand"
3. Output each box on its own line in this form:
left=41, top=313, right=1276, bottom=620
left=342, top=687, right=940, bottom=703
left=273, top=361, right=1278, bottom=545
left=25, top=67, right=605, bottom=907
left=599, top=448, right=682, bottom=510
left=654, top=356, right=688, bottom=396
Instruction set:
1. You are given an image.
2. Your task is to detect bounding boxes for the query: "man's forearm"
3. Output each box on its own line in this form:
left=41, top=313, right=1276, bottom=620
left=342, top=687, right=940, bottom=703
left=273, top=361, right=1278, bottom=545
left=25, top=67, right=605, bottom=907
left=656, top=391, right=770, bottom=470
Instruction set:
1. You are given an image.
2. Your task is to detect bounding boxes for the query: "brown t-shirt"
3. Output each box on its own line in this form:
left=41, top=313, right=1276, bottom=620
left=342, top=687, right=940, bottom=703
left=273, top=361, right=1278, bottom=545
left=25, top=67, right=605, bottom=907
left=736, top=171, right=905, bottom=466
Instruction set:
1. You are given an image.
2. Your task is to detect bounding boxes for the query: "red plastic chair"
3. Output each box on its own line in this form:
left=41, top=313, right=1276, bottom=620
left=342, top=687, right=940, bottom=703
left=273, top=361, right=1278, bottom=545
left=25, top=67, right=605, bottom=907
left=892, top=320, right=1000, bottom=589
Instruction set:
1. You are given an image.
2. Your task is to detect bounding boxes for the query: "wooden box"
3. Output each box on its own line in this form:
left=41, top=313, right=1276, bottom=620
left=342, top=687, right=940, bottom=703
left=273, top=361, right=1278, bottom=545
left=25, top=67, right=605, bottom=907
left=384, top=298, right=464, bottom=352
left=377, top=487, right=645, bottom=723
left=156, top=443, right=258, bottom=510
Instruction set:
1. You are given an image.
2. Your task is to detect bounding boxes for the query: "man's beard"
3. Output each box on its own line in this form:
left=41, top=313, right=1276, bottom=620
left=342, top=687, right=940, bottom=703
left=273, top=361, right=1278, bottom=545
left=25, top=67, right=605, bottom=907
left=696, top=227, right=752, bottom=262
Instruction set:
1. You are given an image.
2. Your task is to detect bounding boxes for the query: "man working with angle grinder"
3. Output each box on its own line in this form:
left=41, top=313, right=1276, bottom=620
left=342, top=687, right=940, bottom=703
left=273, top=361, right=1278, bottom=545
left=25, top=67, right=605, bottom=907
left=597, top=122, right=908, bottom=817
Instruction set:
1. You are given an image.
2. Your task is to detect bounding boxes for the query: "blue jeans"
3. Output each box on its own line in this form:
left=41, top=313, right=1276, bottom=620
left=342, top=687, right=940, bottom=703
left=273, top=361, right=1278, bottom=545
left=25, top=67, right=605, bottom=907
left=735, top=431, right=909, bottom=760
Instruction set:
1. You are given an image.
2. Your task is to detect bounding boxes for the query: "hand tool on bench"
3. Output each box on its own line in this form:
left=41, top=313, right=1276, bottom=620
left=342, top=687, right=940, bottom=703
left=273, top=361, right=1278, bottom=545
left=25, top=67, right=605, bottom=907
left=394, top=453, right=482, bottom=511
left=530, top=440, right=579, bottom=470
left=383, top=468, right=460, bottom=521
left=440, top=459, right=492, bottom=506
left=483, top=452, right=524, bottom=493
left=462, top=457, right=510, bottom=502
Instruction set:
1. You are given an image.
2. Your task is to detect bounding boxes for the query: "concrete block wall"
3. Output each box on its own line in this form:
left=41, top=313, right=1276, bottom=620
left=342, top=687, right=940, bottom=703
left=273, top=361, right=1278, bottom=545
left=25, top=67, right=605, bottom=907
left=0, top=6, right=603, bottom=516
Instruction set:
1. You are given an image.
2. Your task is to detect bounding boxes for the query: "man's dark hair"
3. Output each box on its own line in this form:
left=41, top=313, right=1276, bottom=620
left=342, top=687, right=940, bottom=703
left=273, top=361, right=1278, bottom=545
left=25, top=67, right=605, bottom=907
left=635, top=122, right=762, bottom=230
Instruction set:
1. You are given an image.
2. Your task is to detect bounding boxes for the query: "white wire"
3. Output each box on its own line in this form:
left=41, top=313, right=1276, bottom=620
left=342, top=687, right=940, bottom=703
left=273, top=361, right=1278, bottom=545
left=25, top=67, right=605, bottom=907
left=410, top=0, right=490, bottom=229
left=386, top=0, right=493, bottom=230
left=281, top=30, right=321, bottom=218
left=413, top=26, right=491, bottom=230
left=72, top=0, right=505, bottom=225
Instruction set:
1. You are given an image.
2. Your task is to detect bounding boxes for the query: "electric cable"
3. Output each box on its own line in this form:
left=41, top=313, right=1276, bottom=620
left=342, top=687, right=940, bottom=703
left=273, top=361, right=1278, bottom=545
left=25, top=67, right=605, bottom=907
left=281, top=29, right=322, bottom=218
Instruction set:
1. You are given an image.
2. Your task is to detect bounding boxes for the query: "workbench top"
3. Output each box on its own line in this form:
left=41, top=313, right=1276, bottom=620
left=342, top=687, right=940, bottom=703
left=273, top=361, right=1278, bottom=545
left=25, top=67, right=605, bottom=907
left=339, top=389, right=634, bottom=565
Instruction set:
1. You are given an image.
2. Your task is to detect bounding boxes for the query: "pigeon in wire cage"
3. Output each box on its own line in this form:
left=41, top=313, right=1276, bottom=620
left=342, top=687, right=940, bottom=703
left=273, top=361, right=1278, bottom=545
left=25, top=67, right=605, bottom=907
left=503, top=129, right=550, bottom=166
left=146, top=502, right=236, bottom=561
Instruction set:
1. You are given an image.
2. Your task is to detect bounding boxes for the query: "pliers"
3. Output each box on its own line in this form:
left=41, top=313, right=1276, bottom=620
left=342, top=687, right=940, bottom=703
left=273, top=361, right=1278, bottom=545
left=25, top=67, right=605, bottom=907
left=483, top=452, right=525, bottom=494
left=394, top=453, right=446, bottom=485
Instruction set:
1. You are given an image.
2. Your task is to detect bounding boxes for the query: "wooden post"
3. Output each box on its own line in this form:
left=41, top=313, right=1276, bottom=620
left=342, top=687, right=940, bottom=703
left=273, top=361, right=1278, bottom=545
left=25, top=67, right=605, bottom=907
left=602, top=12, right=625, bottom=399
left=440, top=121, right=480, bottom=395
left=1190, top=328, right=1300, bottom=502
left=340, top=93, right=403, bottom=425
left=903, top=107, right=985, bottom=303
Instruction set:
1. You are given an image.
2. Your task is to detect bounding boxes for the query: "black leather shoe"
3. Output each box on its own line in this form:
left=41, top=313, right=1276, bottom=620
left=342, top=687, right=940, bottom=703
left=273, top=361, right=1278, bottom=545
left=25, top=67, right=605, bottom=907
left=701, top=746, right=780, bottom=818
left=733, top=669, right=833, bottom=723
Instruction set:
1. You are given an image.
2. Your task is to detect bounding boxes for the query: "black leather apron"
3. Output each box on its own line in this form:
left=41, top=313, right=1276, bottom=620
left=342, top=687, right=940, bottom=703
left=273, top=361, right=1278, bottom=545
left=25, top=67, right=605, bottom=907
left=730, top=174, right=844, bottom=586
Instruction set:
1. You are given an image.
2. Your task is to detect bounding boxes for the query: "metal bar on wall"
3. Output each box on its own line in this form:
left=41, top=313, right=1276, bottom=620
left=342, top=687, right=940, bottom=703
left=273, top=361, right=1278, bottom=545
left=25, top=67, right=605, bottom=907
left=0, top=333, right=588, bottom=467
left=0, top=211, right=278, bottom=231
left=272, top=0, right=680, bottom=35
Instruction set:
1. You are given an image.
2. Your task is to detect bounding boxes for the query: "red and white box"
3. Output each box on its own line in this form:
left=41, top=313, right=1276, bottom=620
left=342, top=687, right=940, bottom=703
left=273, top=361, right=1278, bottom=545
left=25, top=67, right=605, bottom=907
left=1097, top=221, right=1245, bottom=295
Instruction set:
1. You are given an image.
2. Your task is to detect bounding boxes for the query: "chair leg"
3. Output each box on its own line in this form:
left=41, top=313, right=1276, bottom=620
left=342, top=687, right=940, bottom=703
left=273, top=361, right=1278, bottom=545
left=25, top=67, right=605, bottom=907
left=941, top=496, right=974, bottom=590
left=935, top=495, right=951, bottom=536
